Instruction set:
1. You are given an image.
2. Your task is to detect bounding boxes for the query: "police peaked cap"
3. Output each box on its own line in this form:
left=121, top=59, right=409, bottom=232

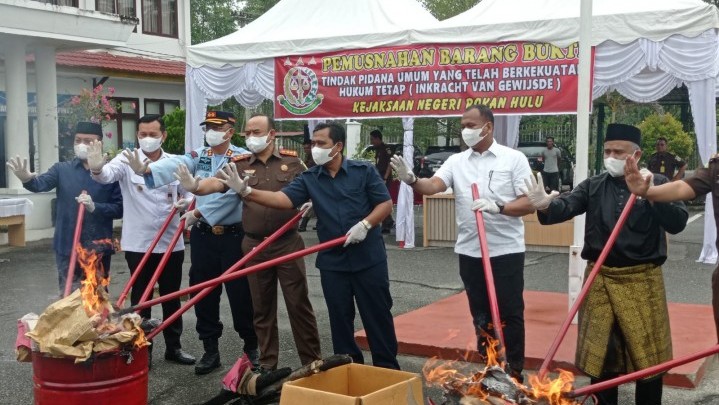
left=75, top=121, right=103, bottom=138
left=200, top=110, right=236, bottom=126
left=605, top=123, right=641, bottom=145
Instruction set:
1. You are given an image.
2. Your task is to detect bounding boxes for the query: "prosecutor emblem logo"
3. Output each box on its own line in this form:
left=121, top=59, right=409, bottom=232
left=277, top=66, right=323, bottom=115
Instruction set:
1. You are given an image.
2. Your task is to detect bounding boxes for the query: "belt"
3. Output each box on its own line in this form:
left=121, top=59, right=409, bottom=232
left=195, top=221, right=243, bottom=236
left=244, top=230, right=298, bottom=241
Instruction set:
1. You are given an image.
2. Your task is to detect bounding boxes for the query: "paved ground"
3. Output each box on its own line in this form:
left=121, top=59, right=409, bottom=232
left=1, top=206, right=718, bottom=404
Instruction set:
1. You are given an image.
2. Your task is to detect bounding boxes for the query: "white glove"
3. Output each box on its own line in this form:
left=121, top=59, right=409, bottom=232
left=300, top=201, right=313, bottom=218
left=6, top=156, right=35, bottom=183
left=173, top=164, right=200, bottom=193
left=174, top=198, right=191, bottom=211
left=75, top=193, right=95, bottom=213
left=87, top=140, right=105, bottom=174
left=180, top=210, right=200, bottom=229
left=217, top=164, right=252, bottom=197
left=471, top=198, right=500, bottom=214
left=122, top=148, right=149, bottom=176
left=522, top=172, right=559, bottom=210
left=344, top=220, right=370, bottom=247
left=390, top=155, right=417, bottom=185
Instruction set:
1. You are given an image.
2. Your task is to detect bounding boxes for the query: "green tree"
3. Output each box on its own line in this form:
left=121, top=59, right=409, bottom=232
left=237, top=0, right=280, bottom=26
left=420, top=0, right=480, bottom=20
left=638, top=113, right=694, bottom=162
left=162, top=107, right=186, bottom=154
left=191, top=0, right=241, bottom=44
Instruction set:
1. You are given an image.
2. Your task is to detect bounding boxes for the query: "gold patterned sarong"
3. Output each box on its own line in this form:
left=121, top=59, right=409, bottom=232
left=575, top=262, right=672, bottom=380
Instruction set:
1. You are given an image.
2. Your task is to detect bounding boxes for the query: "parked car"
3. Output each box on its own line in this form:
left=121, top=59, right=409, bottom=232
left=358, top=143, right=423, bottom=175
left=516, top=142, right=574, bottom=190
left=417, top=145, right=462, bottom=178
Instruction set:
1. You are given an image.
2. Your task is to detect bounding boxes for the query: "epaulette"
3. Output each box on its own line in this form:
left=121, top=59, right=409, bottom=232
left=231, top=154, right=253, bottom=162
left=190, top=150, right=199, bottom=158
left=280, top=148, right=298, bottom=157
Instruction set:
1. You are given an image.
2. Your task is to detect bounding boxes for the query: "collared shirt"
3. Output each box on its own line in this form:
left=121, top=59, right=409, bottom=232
left=143, top=144, right=249, bottom=226
left=539, top=173, right=688, bottom=267
left=281, top=158, right=391, bottom=272
left=434, top=140, right=532, bottom=258
left=92, top=149, right=191, bottom=253
left=235, top=147, right=305, bottom=236
left=23, top=158, right=123, bottom=256
left=648, top=152, right=685, bottom=178
left=684, top=159, right=719, bottom=251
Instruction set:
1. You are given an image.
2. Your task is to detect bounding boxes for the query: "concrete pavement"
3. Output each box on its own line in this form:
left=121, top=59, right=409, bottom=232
left=1, top=206, right=718, bottom=404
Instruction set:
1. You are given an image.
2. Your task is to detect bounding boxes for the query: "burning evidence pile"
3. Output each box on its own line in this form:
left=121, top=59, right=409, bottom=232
left=16, top=246, right=148, bottom=364
left=423, top=340, right=581, bottom=405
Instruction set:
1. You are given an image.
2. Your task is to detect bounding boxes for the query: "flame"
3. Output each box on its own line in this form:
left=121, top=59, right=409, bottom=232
left=76, top=242, right=111, bottom=316
left=423, top=333, right=578, bottom=405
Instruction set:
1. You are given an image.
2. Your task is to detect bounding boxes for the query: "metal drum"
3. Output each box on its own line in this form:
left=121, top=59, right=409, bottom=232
left=32, top=346, right=148, bottom=405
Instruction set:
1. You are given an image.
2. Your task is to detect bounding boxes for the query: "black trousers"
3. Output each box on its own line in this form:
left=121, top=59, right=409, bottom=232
left=319, top=261, right=399, bottom=370
left=459, top=253, right=525, bottom=373
left=189, top=226, right=257, bottom=349
left=541, top=171, right=561, bottom=192
left=590, top=374, right=663, bottom=405
left=125, top=250, right=185, bottom=350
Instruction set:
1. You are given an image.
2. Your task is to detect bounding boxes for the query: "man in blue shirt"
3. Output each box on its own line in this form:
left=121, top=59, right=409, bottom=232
left=124, top=110, right=257, bottom=375
left=5, top=121, right=123, bottom=294
left=183, top=122, right=400, bottom=369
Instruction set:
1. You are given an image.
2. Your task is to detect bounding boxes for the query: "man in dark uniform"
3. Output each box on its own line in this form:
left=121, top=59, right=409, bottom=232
left=526, top=124, right=688, bottom=405
left=626, top=150, right=719, bottom=344
left=232, top=113, right=321, bottom=372
left=298, top=124, right=315, bottom=232
left=647, top=137, right=686, bottom=181
left=125, top=111, right=257, bottom=375
left=370, top=129, right=394, bottom=234
left=187, top=122, right=400, bottom=370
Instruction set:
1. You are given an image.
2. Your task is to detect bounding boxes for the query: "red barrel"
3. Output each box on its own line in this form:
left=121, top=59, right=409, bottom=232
left=32, top=346, right=148, bottom=405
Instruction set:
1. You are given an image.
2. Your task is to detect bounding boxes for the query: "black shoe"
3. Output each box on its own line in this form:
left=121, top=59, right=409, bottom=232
left=165, top=348, right=196, bottom=365
left=244, top=348, right=260, bottom=369
left=194, top=352, right=221, bottom=375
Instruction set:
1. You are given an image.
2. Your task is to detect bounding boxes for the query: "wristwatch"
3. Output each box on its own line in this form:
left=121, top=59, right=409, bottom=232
left=361, top=219, right=372, bottom=230
left=496, top=202, right=505, bottom=214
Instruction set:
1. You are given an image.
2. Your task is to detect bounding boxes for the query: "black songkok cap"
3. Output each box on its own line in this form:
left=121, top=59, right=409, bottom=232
left=605, top=123, right=641, bottom=145
left=75, top=121, right=103, bottom=138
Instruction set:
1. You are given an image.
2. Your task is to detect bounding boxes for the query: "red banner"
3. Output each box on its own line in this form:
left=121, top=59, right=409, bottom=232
left=274, top=42, right=594, bottom=120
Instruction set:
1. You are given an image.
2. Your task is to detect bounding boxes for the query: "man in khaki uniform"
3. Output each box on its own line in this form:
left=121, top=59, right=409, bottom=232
left=234, top=114, right=321, bottom=372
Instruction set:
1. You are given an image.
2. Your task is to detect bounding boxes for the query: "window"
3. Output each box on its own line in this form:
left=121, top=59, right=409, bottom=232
left=35, top=0, right=78, bottom=6
left=144, top=99, right=180, bottom=117
left=106, top=98, right=140, bottom=150
left=142, top=0, right=178, bottom=37
left=96, top=0, right=136, bottom=17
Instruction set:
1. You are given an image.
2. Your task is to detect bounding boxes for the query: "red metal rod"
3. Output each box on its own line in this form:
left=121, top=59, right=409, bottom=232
left=146, top=208, right=307, bottom=340
left=121, top=235, right=347, bottom=316
left=137, top=200, right=196, bottom=304
left=471, top=183, right=506, bottom=357
left=115, top=205, right=180, bottom=307
left=64, top=191, right=87, bottom=297
left=538, top=194, right=638, bottom=379
left=567, top=344, right=719, bottom=398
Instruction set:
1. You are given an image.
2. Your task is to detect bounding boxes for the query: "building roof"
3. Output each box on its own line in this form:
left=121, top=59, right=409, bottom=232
left=55, top=51, right=185, bottom=77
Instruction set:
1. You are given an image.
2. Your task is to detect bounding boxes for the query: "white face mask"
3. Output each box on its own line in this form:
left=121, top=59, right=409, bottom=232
left=312, top=145, right=338, bottom=166
left=245, top=135, right=270, bottom=154
left=604, top=151, right=637, bottom=177
left=74, top=143, right=89, bottom=160
left=138, top=137, right=163, bottom=153
left=461, top=122, right=489, bottom=148
left=205, top=129, right=228, bottom=147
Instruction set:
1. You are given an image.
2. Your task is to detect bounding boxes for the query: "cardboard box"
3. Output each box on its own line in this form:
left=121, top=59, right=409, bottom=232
left=280, top=363, right=424, bottom=405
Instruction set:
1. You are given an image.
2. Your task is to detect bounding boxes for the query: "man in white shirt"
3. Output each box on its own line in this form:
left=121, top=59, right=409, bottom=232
left=88, top=114, right=195, bottom=366
left=391, top=105, right=534, bottom=380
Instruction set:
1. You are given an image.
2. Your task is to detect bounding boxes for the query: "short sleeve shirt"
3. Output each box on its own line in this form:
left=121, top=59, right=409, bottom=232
left=648, top=152, right=685, bottom=178
left=281, top=159, right=391, bottom=272
left=374, top=143, right=392, bottom=179
left=542, top=147, right=561, bottom=173
left=434, top=141, right=532, bottom=258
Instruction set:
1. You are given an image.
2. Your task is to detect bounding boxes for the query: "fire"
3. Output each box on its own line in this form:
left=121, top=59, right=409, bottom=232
left=76, top=242, right=111, bottom=316
left=423, top=334, right=579, bottom=405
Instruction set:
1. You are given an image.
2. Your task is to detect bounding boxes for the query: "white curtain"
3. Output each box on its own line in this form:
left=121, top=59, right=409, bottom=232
left=396, top=117, right=416, bottom=248
left=494, top=115, right=522, bottom=148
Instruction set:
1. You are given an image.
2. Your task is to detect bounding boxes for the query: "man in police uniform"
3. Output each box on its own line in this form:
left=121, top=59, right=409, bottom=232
left=647, top=137, right=686, bottom=181
left=220, top=113, right=321, bottom=372
left=124, top=110, right=257, bottom=375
